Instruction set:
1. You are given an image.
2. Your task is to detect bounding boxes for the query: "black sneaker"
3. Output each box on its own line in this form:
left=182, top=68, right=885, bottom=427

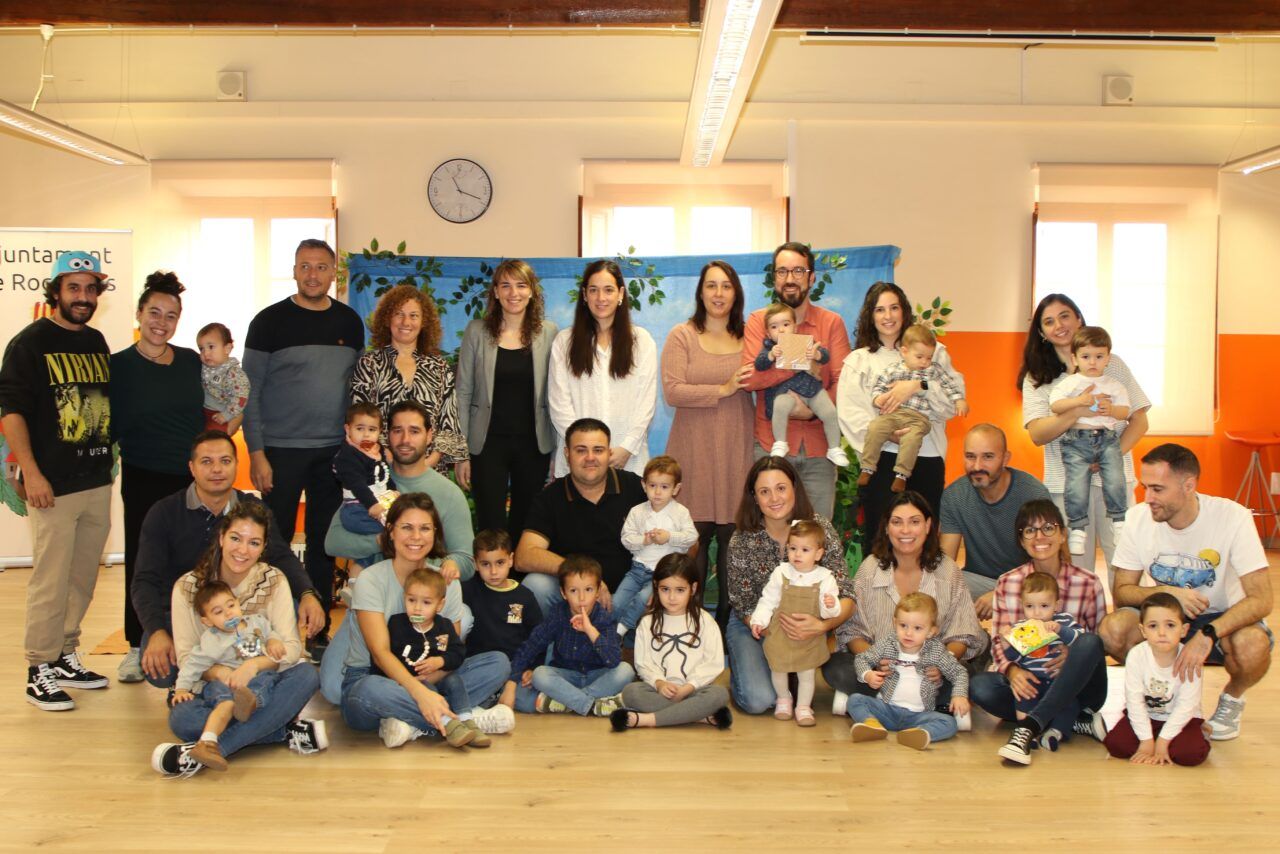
left=998, top=725, right=1035, bottom=765
left=286, top=718, right=330, bottom=754
left=51, top=652, right=109, bottom=689
left=151, top=742, right=204, bottom=779
left=1072, top=710, right=1106, bottom=742
left=27, top=663, right=75, bottom=711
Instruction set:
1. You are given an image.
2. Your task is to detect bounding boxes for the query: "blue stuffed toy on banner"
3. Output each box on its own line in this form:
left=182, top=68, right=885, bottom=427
left=346, top=244, right=900, bottom=456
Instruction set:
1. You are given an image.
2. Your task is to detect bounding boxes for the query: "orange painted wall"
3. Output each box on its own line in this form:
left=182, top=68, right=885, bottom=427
left=940, top=332, right=1280, bottom=502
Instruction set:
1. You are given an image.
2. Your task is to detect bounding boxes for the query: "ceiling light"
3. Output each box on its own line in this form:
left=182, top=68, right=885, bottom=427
left=681, top=0, right=783, bottom=168
left=1221, top=144, right=1280, bottom=176
left=0, top=98, right=147, bottom=166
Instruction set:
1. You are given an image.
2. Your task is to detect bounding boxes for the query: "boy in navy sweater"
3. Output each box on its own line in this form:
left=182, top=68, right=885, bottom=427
left=461, top=530, right=543, bottom=710
left=509, top=555, right=634, bottom=716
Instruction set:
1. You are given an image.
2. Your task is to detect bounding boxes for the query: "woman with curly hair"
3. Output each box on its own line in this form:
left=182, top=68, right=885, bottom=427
left=351, top=283, right=467, bottom=469
left=455, top=260, right=558, bottom=539
left=110, top=271, right=205, bottom=684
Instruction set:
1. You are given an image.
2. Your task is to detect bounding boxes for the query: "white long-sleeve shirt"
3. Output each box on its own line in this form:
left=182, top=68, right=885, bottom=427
left=547, top=326, right=657, bottom=478
left=620, top=499, right=698, bottom=570
left=1123, top=641, right=1204, bottom=742
left=750, top=563, right=842, bottom=628
left=837, top=343, right=963, bottom=461
left=634, top=610, right=724, bottom=689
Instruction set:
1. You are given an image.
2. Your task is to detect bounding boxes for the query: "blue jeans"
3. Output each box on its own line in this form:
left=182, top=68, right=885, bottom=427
left=341, top=667, right=444, bottom=736
left=168, top=662, right=318, bottom=756
left=340, top=501, right=386, bottom=535
left=970, top=633, right=1108, bottom=734
left=439, top=651, right=511, bottom=711
left=846, top=694, right=958, bottom=742
left=613, top=561, right=653, bottom=632
left=1060, top=428, right=1127, bottom=529
left=200, top=670, right=280, bottom=710
left=522, top=573, right=563, bottom=618
left=725, top=611, right=776, bottom=715
left=530, top=663, right=634, bottom=716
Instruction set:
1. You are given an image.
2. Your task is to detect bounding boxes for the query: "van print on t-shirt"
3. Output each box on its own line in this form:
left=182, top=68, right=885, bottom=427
left=1148, top=549, right=1220, bottom=590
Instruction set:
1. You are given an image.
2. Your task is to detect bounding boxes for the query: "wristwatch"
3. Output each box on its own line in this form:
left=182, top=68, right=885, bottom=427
left=920, top=379, right=929, bottom=390
left=1200, top=623, right=1218, bottom=643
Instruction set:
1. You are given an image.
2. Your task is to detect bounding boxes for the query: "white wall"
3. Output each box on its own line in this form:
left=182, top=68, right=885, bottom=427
left=1, top=29, right=1278, bottom=336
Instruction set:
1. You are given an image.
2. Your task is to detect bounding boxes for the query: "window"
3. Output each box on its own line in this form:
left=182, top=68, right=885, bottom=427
left=150, top=160, right=335, bottom=348
left=581, top=161, right=786, bottom=257
left=1033, top=165, right=1218, bottom=434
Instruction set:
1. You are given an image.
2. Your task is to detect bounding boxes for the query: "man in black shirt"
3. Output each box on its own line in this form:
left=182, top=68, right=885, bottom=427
left=515, top=418, right=647, bottom=615
left=130, top=431, right=325, bottom=687
left=0, top=251, right=114, bottom=711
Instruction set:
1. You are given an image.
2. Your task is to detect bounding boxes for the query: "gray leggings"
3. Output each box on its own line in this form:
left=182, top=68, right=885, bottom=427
left=772, top=390, right=841, bottom=448
left=621, top=682, right=730, bottom=727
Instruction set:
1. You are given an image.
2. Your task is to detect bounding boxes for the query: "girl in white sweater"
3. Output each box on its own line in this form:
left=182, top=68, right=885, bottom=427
left=610, top=554, right=732, bottom=730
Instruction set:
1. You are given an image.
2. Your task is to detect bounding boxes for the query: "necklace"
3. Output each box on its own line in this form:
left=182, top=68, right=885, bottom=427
left=136, top=342, right=170, bottom=363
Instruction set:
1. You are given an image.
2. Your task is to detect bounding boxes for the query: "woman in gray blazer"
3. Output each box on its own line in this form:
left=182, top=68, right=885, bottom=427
left=455, top=259, right=558, bottom=540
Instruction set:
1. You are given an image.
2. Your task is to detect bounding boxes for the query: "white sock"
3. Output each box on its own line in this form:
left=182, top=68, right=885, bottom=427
left=617, top=623, right=628, bottom=637
left=796, top=670, right=816, bottom=708
left=770, top=671, right=792, bottom=702
left=200, top=731, right=218, bottom=744
left=1222, top=692, right=1244, bottom=704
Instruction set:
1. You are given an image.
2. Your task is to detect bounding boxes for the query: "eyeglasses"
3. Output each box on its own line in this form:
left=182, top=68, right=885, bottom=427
left=1020, top=522, right=1061, bottom=540
left=773, top=267, right=811, bottom=280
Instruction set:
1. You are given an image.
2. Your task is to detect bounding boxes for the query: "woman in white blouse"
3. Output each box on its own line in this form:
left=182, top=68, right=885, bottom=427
left=1017, top=293, right=1149, bottom=568
left=548, top=259, right=657, bottom=477
left=837, top=282, right=962, bottom=542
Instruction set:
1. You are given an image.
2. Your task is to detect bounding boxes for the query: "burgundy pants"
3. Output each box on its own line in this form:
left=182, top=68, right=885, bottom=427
left=1104, top=712, right=1210, bottom=767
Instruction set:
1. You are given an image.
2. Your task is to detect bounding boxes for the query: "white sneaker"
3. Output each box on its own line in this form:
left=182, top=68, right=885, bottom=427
left=379, top=717, right=424, bottom=749
left=469, top=704, right=516, bottom=734
left=826, top=446, right=850, bottom=467
left=770, top=441, right=789, bottom=458
left=1206, top=692, right=1245, bottom=741
left=1068, top=529, right=1087, bottom=555
left=117, top=648, right=144, bottom=683
left=954, top=711, right=972, bottom=732
left=831, top=690, right=849, bottom=717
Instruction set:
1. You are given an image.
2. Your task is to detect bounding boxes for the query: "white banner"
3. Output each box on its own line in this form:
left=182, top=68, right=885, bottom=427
left=0, top=228, right=134, bottom=565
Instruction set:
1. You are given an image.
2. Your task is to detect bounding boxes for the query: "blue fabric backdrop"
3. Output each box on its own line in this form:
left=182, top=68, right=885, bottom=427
left=346, top=245, right=899, bottom=456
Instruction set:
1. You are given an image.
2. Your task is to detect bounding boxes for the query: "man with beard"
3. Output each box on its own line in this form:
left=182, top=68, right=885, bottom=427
left=515, top=417, right=646, bottom=615
left=940, top=423, right=1050, bottom=618
left=129, top=430, right=326, bottom=687
left=740, top=242, right=851, bottom=518
left=243, top=239, right=364, bottom=647
left=0, top=251, right=114, bottom=710
left=324, top=401, right=474, bottom=581
left=1100, top=443, right=1272, bottom=741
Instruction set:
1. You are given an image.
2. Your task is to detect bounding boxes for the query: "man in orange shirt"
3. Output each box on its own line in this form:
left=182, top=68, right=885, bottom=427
left=740, top=242, right=852, bottom=518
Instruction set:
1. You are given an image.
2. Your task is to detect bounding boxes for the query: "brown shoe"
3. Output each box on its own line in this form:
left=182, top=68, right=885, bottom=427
left=897, top=727, right=932, bottom=750
left=890, top=475, right=908, bottom=493
left=189, top=739, right=228, bottom=771
left=851, top=718, right=888, bottom=743
left=857, top=470, right=873, bottom=487
left=443, top=719, right=477, bottom=749
left=232, top=686, right=258, bottom=722
left=462, top=720, right=491, bottom=748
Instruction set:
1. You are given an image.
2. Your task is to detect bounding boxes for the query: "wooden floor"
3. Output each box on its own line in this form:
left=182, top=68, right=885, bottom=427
left=1, top=556, right=1278, bottom=852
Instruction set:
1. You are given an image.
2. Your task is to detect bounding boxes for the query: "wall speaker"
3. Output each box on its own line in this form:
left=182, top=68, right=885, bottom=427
left=1103, top=75, right=1134, bottom=106
left=216, top=70, right=246, bottom=101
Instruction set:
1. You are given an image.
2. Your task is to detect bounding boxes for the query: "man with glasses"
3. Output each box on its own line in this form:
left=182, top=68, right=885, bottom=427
left=740, top=242, right=852, bottom=518
left=940, top=424, right=1050, bottom=617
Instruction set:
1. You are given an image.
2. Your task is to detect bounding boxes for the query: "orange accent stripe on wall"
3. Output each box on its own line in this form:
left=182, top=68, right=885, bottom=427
left=939, top=332, right=1279, bottom=502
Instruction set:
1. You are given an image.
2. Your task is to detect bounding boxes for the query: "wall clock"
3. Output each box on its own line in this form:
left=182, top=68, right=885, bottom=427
left=427, top=158, right=493, bottom=224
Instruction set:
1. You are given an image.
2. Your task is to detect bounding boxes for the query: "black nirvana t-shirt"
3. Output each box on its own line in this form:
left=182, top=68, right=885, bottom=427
left=0, top=318, right=112, bottom=496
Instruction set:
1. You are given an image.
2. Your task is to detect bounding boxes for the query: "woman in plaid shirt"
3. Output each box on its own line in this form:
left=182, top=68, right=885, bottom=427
left=971, top=499, right=1110, bottom=764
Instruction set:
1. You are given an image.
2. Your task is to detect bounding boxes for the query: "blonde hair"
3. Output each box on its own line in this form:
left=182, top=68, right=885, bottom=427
left=895, top=591, right=938, bottom=625
left=901, top=323, right=937, bottom=350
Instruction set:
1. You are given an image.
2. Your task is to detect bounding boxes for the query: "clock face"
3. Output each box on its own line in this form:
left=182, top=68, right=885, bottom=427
left=427, top=158, right=493, bottom=224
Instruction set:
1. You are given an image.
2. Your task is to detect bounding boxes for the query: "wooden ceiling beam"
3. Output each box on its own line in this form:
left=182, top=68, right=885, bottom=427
left=3, top=1, right=1280, bottom=32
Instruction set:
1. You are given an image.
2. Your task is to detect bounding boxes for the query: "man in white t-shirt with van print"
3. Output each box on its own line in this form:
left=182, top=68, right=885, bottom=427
left=1099, top=443, right=1273, bottom=741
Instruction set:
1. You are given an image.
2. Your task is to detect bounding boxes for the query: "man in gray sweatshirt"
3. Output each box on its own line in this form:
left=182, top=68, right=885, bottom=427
left=243, top=239, right=365, bottom=645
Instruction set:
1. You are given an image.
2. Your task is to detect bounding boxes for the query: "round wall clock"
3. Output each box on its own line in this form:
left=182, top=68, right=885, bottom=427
left=427, top=158, right=493, bottom=224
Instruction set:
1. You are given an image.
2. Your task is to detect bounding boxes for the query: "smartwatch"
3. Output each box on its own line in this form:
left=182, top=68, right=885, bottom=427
left=1200, top=623, right=1219, bottom=644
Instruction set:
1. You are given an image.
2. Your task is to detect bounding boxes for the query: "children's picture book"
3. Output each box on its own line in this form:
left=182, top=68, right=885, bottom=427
left=775, top=332, right=814, bottom=371
left=1003, top=619, right=1061, bottom=658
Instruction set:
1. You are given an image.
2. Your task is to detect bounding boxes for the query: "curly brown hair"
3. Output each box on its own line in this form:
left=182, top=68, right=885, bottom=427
left=369, top=284, right=442, bottom=355
left=482, top=259, right=545, bottom=348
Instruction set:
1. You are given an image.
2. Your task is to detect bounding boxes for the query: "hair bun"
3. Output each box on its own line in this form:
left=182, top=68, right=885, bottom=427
left=143, top=270, right=186, bottom=296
